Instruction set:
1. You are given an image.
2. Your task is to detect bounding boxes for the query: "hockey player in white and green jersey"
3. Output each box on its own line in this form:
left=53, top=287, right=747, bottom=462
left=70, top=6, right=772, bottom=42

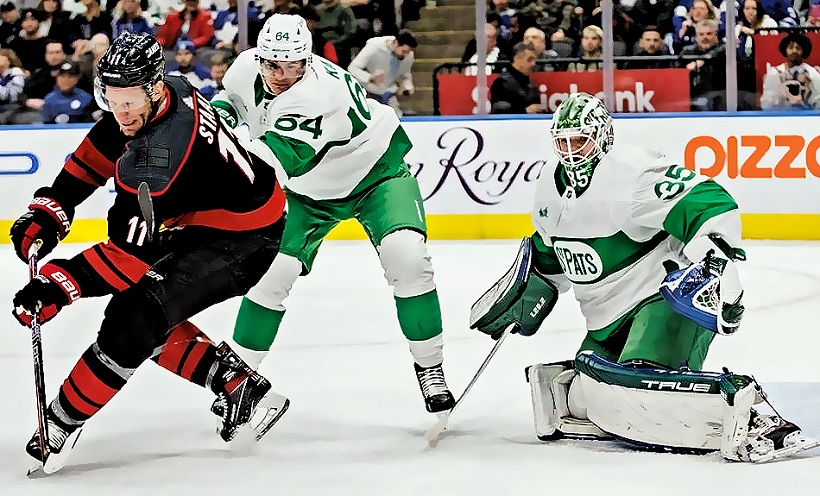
left=471, top=93, right=817, bottom=462
left=210, top=14, right=455, bottom=414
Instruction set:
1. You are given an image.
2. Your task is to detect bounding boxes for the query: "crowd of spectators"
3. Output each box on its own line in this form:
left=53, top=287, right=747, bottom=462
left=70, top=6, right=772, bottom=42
left=469, top=0, right=820, bottom=112
left=0, top=0, right=424, bottom=123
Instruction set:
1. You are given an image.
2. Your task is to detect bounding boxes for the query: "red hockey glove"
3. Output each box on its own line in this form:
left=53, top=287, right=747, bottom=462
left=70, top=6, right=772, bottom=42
left=10, top=192, right=74, bottom=263
left=12, top=264, right=81, bottom=327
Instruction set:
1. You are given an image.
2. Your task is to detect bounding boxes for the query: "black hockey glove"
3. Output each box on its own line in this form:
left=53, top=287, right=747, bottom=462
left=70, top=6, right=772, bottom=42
left=10, top=190, right=74, bottom=263
left=13, top=263, right=81, bottom=327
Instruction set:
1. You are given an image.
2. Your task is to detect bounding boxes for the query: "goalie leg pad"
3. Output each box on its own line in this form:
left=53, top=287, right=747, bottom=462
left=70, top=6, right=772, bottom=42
left=526, top=361, right=611, bottom=441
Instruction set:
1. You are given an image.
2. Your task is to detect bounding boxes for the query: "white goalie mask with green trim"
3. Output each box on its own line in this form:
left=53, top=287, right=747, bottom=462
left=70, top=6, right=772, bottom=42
left=550, top=93, right=614, bottom=190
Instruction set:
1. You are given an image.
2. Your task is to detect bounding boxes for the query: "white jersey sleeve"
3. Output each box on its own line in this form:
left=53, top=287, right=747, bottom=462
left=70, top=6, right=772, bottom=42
left=210, top=50, right=257, bottom=129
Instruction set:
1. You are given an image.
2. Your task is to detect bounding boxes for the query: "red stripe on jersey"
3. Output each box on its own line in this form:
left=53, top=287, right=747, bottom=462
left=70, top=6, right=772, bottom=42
left=73, top=136, right=116, bottom=182
left=68, top=358, right=119, bottom=407
left=96, top=241, right=150, bottom=285
left=61, top=378, right=100, bottom=417
left=82, top=248, right=130, bottom=292
left=168, top=183, right=286, bottom=232
left=157, top=324, right=194, bottom=374
left=64, top=157, right=106, bottom=187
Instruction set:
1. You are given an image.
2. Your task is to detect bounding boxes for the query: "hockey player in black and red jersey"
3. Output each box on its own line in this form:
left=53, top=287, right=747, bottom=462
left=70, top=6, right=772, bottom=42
left=9, top=32, right=289, bottom=474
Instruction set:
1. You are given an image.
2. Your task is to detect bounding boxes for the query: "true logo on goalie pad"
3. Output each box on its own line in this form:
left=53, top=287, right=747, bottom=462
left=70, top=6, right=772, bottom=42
left=641, top=380, right=712, bottom=393
left=552, top=240, right=602, bottom=283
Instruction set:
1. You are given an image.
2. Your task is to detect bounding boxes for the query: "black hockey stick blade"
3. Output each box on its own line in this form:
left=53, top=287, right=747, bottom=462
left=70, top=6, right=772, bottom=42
left=137, top=182, right=155, bottom=243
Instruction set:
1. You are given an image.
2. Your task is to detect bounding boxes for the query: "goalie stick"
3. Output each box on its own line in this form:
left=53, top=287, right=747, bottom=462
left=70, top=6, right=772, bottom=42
left=424, top=324, right=515, bottom=448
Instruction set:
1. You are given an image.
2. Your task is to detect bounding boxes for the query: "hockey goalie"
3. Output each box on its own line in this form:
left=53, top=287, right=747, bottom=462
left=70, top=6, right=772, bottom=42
left=470, top=92, right=819, bottom=463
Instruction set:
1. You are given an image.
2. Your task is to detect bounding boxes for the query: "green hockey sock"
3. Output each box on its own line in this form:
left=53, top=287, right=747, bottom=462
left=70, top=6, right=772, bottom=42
left=395, top=289, right=443, bottom=341
left=232, top=297, right=285, bottom=351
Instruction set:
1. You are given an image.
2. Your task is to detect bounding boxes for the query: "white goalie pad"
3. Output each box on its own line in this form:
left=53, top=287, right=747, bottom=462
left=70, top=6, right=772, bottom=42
left=527, top=362, right=610, bottom=441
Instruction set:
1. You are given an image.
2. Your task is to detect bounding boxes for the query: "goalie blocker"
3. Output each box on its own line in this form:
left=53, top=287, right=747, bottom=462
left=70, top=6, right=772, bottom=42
left=527, top=351, right=819, bottom=462
left=470, top=237, right=559, bottom=339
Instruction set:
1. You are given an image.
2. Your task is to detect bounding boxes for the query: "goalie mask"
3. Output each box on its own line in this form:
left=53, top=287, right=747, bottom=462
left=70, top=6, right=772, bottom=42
left=550, top=93, right=614, bottom=192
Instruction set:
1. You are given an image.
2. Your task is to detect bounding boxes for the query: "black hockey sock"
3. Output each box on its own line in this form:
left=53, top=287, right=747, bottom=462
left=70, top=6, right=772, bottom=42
left=152, top=321, right=219, bottom=389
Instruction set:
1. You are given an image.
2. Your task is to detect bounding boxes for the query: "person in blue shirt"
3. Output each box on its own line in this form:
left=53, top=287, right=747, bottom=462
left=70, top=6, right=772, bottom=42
left=112, top=0, right=154, bottom=39
left=42, top=60, right=96, bottom=123
left=165, top=40, right=213, bottom=89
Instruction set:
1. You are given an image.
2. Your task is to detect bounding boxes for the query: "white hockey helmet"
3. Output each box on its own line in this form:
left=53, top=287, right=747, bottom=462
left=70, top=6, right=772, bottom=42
left=256, top=14, right=313, bottom=66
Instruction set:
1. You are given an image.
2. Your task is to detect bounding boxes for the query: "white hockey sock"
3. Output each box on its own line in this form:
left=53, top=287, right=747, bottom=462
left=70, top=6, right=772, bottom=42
left=408, top=334, right=444, bottom=368
left=230, top=341, right=269, bottom=370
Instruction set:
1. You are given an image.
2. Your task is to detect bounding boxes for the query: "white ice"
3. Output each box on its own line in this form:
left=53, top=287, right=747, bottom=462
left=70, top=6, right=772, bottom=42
left=1, top=240, right=820, bottom=495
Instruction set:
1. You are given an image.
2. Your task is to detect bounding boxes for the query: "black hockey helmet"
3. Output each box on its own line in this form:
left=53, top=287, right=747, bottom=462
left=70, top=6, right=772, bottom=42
left=94, top=32, right=165, bottom=112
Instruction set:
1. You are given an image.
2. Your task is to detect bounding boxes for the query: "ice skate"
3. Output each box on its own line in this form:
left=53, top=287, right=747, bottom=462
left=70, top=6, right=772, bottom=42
left=741, top=411, right=820, bottom=463
left=212, top=342, right=289, bottom=447
left=25, top=408, right=83, bottom=475
left=414, top=362, right=455, bottom=413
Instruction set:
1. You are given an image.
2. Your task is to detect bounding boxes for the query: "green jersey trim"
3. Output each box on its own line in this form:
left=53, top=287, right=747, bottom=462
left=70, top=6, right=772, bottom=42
left=210, top=100, right=239, bottom=128
left=254, top=74, right=274, bottom=107
left=587, top=293, right=662, bottom=335
left=662, top=180, right=739, bottom=244
left=531, top=231, right=565, bottom=276
left=551, top=230, right=669, bottom=285
left=349, top=125, right=413, bottom=197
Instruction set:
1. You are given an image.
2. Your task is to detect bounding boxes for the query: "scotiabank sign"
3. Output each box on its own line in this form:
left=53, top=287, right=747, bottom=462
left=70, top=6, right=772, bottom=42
left=436, top=69, right=691, bottom=115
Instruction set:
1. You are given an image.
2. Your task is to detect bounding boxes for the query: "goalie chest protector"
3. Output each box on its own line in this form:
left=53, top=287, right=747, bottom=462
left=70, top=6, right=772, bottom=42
left=116, top=77, right=197, bottom=194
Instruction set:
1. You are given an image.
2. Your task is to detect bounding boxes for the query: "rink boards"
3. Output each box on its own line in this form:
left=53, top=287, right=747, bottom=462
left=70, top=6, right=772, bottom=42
left=0, top=113, right=818, bottom=242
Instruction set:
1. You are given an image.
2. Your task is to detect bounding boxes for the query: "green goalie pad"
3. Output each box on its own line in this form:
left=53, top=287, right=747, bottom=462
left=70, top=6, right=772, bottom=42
left=470, top=237, right=559, bottom=339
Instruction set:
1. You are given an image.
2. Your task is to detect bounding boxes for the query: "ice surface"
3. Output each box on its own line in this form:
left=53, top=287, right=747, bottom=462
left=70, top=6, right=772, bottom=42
left=1, top=241, right=819, bottom=495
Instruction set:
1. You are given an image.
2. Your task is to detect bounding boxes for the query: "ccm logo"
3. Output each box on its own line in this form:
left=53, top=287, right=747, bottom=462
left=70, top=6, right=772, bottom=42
left=641, top=380, right=711, bottom=393
left=684, top=135, right=820, bottom=179
left=48, top=271, right=80, bottom=302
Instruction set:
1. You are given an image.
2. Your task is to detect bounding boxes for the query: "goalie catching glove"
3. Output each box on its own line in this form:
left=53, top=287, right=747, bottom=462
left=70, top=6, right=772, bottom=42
left=660, top=234, right=745, bottom=335
left=470, top=237, right=559, bottom=339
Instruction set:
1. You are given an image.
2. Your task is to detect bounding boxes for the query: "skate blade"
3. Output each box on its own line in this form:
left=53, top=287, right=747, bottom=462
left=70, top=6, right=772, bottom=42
left=228, top=394, right=290, bottom=451
left=751, top=437, right=820, bottom=463
left=25, top=428, right=83, bottom=477
left=425, top=412, right=450, bottom=448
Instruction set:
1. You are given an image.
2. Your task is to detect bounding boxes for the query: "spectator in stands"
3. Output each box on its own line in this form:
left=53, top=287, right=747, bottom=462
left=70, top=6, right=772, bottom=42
left=462, top=12, right=502, bottom=62
left=0, top=3, right=20, bottom=49
left=571, top=24, right=603, bottom=71
left=166, top=39, right=213, bottom=89
left=761, top=32, right=820, bottom=109
left=673, top=0, right=719, bottom=54
left=490, top=0, right=515, bottom=40
left=806, top=2, right=820, bottom=27
left=348, top=28, right=416, bottom=116
left=522, top=26, right=558, bottom=67
left=213, top=0, right=260, bottom=51
left=71, top=0, right=113, bottom=44
left=490, top=42, right=543, bottom=114
left=72, top=31, right=107, bottom=92
left=463, top=23, right=501, bottom=76
left=42, top=59, right=96, bottom=123
left=0, top=47, right=25, bottom=122
left=302, top=6, right=338, bottom=64
left=19, top=38, right=65, bottom=122
left=156, top=0, right=215, bottom=50
left=629, top=0, right=675, bottom=39
left=626, top=25, right=672, bottom=68
left=36, top=0, right=72, bottom=48
left=737, top=0, right=777, bottom=58
left=112, top=0, right=153, bottom=38
left=344, top=0, right=377, bottom=53
left=679, top=19, right=727, bottom=110
left=10, top=9, right=47, bottom=73
left=316, top=0, right=357, bottom=68
left=199, top=52, right=227, bottom=99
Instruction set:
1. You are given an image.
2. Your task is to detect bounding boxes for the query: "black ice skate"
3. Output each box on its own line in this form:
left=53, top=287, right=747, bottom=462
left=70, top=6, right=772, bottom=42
left=414, top=362, right=455, bottom=413
left=211, top=342, right=290, bottom=448
left=26, top=408, right=83, bottom=475
left=742, top=410, right=820, bottom=463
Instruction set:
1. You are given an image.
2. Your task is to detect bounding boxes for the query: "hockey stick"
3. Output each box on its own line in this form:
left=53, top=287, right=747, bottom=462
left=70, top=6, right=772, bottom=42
left=27, top=240, right=50, bottom=467
left=424, top=323, right=516, bottom=447
left=137, top=182, right=155, bottom=243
